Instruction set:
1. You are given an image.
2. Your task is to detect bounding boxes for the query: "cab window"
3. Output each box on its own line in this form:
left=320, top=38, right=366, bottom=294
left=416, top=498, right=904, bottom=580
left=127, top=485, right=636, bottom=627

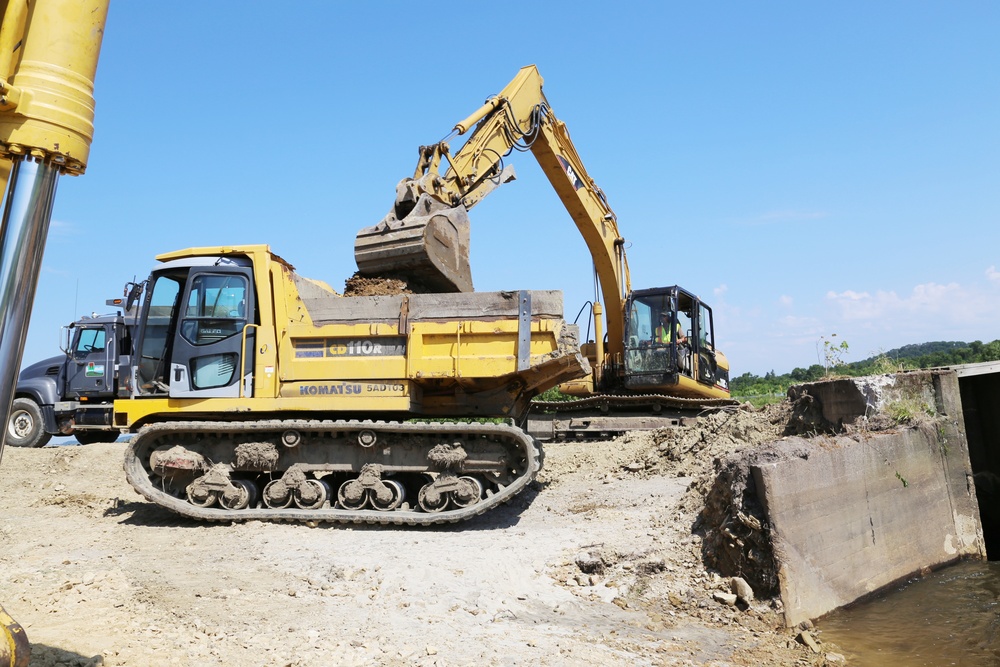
left=180, top=274, right=248, bottom=345
left=73, top=328, right=106, bottom=359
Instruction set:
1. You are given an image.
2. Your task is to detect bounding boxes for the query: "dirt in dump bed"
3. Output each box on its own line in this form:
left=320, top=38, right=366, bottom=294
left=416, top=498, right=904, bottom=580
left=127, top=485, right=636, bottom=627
left=343, top=272, right=439, bottom=296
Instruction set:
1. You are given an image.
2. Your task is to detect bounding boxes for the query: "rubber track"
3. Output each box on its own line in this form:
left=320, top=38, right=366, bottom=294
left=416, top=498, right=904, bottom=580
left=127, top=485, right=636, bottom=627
left=532, top=393, right=739, bottom=413
left=123, top=419, right=541, bottom=526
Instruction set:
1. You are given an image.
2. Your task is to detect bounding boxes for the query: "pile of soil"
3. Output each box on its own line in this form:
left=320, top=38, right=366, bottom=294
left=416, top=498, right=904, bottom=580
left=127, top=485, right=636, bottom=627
left=0, top=403, right=848, bottom=666
left=343, top=272, right=438, bottom=297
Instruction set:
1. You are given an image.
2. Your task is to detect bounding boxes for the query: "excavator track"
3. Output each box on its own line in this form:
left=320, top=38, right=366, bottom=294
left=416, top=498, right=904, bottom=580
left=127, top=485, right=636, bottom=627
left=527, top=394, right=739, bottom=440
left=124, top=419, right=540, bottom=525
left=532, top=393, right=738, bottom=413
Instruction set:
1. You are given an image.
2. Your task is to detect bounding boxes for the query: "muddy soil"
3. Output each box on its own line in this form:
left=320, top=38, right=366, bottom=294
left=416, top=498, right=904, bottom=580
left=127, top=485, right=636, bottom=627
left=343, top=273, right=438, bottom=296
left=0, top=407, right=848, bottom=666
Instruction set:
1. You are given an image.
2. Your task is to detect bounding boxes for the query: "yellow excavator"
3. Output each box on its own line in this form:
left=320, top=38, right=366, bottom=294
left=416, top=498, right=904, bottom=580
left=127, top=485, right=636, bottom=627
left=0, top=1, right=110, bottom=665
left=354, top=65, right=734, bottom=439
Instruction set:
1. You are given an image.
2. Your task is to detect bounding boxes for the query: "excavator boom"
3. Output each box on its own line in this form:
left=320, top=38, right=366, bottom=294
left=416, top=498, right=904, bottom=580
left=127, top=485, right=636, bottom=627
left=354, top=65, right=732, bottom=433
left=354, top=65, right=630, bottom=358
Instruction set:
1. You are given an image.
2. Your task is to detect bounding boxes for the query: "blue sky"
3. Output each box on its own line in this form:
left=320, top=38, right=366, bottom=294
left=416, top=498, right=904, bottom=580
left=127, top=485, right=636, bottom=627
left=21, top=1, right=1000, bottom=377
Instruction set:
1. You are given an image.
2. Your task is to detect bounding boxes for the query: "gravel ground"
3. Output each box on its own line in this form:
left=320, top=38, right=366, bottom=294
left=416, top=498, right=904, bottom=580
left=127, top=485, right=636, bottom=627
left=0, top=408, right=848, bottom=666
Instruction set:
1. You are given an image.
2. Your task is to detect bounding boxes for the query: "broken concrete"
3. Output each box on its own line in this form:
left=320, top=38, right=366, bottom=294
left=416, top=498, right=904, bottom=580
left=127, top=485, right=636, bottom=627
left=704, top=370, right=986, bottom=626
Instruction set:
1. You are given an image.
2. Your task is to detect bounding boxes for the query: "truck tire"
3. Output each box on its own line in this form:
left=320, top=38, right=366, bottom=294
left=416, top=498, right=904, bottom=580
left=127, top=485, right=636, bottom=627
left=6, top=397, right=52, bottom=448
left=73, top=430, right=120, bottom=446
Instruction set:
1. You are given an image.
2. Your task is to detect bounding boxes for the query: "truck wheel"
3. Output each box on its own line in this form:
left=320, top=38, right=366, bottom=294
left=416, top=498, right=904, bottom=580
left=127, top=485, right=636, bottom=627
left=73, top=430, right=120, bottom=446
left=6, top=398, right=52, bottom=448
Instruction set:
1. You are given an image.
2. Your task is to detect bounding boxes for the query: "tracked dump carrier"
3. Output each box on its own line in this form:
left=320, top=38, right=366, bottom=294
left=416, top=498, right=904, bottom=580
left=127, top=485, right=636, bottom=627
left=116, top=245, right=588, bottom=524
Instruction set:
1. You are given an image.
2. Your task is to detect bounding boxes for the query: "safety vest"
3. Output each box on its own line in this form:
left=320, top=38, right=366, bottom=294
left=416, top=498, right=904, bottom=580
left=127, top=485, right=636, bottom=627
left=656, top=324, right=678, bottom=344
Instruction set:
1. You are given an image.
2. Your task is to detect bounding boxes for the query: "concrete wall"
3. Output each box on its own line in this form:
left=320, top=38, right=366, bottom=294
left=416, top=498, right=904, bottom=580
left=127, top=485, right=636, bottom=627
left=754, top=370, right=985, bottom=626
left=956, top=368, right=1000, bottom=558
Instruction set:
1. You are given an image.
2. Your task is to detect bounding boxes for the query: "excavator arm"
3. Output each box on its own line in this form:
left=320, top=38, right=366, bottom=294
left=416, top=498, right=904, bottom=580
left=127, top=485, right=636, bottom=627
left=354, top=65, right=631, bottom=363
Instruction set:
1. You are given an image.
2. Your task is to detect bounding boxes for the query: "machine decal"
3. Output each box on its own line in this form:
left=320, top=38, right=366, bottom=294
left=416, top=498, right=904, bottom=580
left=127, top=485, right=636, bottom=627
left=280, top=381, right=410, bottom=398
left=557, top=155, right=584, bottom=190
left=293, top=337, right=406, bottom=359
left=85, top=362, right=105, bottom=377
left=299, top=383, right=363, bottom=395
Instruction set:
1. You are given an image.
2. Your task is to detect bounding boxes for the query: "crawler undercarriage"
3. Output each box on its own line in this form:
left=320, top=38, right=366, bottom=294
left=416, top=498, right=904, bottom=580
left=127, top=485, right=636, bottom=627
left=125, top=419, right=539, bottom=525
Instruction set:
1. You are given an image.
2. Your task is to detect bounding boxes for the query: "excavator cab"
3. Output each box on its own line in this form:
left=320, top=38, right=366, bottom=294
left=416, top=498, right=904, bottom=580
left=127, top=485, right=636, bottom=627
left=622, top=287, right=727, bottom=396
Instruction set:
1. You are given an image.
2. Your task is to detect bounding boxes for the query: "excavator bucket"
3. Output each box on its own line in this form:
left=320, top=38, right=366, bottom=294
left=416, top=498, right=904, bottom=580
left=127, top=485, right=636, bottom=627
left=354, top=192, right=474, bottom=293
left=1, top=603, right=30, bottom=667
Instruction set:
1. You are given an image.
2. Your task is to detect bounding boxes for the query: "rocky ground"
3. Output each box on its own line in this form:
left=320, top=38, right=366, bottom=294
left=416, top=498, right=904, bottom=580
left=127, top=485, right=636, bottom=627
left=0, top=406, right=850, bottom=666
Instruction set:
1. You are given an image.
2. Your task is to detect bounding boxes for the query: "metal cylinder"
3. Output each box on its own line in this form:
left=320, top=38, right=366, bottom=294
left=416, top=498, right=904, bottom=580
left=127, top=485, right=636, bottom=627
left=0, top=0, right=110, bottom=175
left=0, top=601, right=30, bottom=667
left=0, top=158, right=58, bottom=466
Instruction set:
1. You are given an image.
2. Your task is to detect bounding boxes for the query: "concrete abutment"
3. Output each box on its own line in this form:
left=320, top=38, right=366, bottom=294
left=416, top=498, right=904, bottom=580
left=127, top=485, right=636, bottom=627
left=702, top=369, right=992, bottom=626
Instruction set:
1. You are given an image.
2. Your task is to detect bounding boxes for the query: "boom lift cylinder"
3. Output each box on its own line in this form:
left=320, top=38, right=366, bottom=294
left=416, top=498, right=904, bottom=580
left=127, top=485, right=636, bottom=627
left=0, top=3, right=109, bottom=663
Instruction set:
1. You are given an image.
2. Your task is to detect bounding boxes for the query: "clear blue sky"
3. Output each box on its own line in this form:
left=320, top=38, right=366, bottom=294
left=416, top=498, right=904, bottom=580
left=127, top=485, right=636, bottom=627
left=21, top=1, right=1000, bottom=377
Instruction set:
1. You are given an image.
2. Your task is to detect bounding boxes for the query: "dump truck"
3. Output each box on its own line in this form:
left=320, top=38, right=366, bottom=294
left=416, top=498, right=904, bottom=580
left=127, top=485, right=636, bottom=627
left=115, top=245, right=588, bottom=524
left=354, top=65, right=735, bottom=439
left=8, top=301, right=136, bottom=448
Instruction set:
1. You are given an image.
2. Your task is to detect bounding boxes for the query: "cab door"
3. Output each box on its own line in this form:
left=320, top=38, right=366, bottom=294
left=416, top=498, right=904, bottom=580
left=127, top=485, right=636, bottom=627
left=168, top=268, right=255, bottom=398
left=65, top=326, right=113, bottom=398
left=693, top=301, right=720, bottom=386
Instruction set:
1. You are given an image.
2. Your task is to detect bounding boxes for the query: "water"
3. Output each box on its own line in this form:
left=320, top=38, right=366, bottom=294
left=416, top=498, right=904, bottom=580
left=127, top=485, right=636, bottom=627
left=818, top=560, right=1000, bottom=666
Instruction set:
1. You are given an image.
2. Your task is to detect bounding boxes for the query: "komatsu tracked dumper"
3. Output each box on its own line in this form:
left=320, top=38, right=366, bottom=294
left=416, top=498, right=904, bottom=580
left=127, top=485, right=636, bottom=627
left=115, top=245, right=588, bottom=525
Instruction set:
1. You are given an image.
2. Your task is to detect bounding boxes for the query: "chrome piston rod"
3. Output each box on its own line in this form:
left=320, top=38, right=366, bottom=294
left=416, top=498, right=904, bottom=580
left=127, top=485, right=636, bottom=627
left=0, top=159, right=59, bottom=466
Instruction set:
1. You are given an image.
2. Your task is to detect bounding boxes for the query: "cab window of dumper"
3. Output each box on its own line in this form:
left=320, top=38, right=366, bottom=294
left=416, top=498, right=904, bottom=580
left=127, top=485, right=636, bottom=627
left=180, top=274, right=248, bottom=346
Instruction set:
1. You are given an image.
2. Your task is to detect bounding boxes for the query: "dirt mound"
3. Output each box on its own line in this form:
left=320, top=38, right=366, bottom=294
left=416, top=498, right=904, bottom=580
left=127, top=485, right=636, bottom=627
left=342, top=272, right=439, bottom=296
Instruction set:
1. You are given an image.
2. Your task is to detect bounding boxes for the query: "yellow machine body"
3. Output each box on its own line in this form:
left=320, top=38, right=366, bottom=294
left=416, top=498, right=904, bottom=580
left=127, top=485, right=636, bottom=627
left=0, top=3, right=110, bottom=664
left=0, top=0, right=109, bottom=177
left=114, top=244, right=586, bottom=428
left=116, top=245, right=588, bottom=524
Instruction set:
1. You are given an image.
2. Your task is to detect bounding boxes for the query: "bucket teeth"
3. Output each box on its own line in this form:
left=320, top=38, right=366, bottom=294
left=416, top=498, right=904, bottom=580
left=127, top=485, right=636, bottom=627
left=354, top=193, right=473, bottom=293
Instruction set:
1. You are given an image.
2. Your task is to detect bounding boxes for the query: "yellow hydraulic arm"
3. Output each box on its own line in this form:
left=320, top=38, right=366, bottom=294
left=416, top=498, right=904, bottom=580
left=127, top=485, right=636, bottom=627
left=355, top=65, right=631, bottom=369
left=0, top=2, right=110, bottom=665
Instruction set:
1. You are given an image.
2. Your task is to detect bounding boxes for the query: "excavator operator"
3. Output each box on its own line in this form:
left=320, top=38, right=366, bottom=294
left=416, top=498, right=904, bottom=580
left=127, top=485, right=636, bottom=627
left=657, top=311, right=691, bottom=375
left=656, top=312, right=686, bottom=345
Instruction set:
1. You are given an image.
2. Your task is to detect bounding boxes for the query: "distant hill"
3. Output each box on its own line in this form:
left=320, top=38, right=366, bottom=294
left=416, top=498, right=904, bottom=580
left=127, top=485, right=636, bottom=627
left=857, top=341, right=968, bottom=364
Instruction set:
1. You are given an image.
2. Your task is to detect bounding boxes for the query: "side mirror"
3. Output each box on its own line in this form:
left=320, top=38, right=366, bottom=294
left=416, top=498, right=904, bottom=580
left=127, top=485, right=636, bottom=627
left=125, top=281, right=144, bottom=312
left=59, top=326, right=72, bottom=356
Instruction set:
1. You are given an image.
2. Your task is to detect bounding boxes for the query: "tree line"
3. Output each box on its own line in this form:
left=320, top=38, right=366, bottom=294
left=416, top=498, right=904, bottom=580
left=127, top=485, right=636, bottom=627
left=731, top=339, right=1000, bottom=402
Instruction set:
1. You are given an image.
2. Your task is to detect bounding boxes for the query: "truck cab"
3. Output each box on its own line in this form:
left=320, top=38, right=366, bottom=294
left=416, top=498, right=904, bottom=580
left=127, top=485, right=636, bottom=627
left=6, top=303, right=135, bottom=447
